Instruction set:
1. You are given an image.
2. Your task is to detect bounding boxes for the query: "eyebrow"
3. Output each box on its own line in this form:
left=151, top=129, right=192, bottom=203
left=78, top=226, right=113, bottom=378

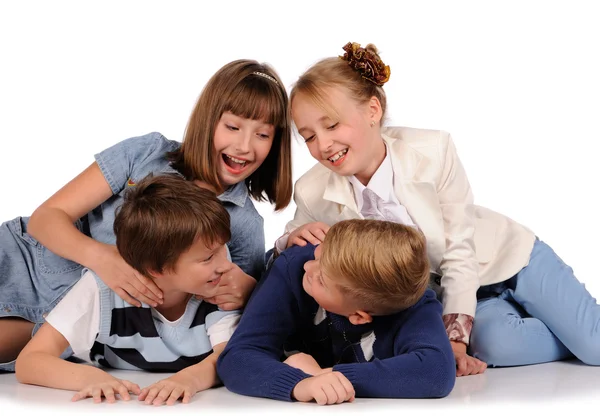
left=297, top=116, right=331, bottom=136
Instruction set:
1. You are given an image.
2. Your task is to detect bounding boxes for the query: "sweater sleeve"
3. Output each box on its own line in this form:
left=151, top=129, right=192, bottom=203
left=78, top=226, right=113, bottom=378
left=333, top=293, right=456, bottom=398
left=216, top=254, right=311, bottom=401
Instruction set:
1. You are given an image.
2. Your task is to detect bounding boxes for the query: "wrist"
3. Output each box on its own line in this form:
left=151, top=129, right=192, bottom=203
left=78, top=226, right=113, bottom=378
left=82, top=241, right=113, bottom=271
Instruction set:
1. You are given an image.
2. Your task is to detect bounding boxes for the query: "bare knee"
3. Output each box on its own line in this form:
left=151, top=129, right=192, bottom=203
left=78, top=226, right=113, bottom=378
left=0, top=317, right=35, bottom=363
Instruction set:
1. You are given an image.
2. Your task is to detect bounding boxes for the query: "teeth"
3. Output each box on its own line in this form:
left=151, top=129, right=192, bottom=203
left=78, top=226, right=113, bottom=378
left=329, top=149, right=348, bottom=163
left=227, top=155, right=247, bottom=165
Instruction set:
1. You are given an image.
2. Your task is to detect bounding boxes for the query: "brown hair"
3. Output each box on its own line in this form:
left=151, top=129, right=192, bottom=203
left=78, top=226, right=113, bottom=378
left=113, top=174, right=231, bottom=278
left=167, top=59, right=292, bottom=211
left=290, top=43, right=388, bottom=125
left=320, top=219, right=430, bottom=315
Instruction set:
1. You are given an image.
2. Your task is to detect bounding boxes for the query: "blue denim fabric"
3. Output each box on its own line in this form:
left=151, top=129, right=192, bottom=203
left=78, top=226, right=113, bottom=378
left=0, top=132, right=265, bottom=371
left=470, top=238, right=600, bottom=367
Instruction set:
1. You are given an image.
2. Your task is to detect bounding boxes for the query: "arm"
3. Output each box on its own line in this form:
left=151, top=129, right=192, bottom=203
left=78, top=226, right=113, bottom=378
left=435, top=133, right=479, bottom=339
left=332, top=294, right=456, bottom=399
left=28, top=138, right=163, bottom=306
left=15, top=322, right=125, bottom=391
left=28, top=162, right=115, bottom=274
left=15, top=273, right=139, bottom=400
left=217, top=256, right=311, bottom=401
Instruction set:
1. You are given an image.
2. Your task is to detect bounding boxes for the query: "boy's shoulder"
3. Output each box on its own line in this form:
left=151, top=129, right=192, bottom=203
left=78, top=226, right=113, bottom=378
left=276, top=244, right=316, bottom=270
left=383, top=289, right=442, bottom=324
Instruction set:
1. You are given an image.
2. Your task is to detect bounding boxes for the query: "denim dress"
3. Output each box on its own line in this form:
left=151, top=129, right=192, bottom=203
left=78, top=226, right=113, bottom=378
left=0, top=132, right=266, bottom=371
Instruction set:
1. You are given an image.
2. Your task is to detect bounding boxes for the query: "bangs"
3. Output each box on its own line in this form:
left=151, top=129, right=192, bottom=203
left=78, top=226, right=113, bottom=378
left=291, top=81, right=341, bottom=122
left=224, top=76, right=286, bottom=127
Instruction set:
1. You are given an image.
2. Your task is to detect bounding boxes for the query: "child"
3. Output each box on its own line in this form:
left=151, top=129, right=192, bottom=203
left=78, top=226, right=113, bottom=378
left=0, top=59, right=292, bottom=372
left=15, top=174, right=240, bottom=406
left=277, top=41, right=600, bottom=375
left=217, top=219, right=456, bottom=405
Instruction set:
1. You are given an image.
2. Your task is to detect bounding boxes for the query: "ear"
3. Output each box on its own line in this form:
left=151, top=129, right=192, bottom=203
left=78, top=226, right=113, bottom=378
left=348, top=310, right=373, bottom=325
left=366, top=96, right=383, bottom=124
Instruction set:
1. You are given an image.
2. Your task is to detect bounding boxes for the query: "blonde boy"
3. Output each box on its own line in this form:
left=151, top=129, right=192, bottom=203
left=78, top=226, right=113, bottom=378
left=217, top=219, right=456, bottom=405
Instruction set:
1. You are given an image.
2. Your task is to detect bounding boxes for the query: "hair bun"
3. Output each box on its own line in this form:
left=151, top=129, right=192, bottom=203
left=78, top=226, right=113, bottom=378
left=340, top=42, right=390, bottom=86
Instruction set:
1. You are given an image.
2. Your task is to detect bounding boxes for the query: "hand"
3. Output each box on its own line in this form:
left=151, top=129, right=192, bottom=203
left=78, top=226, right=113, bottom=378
left=451, top=341, right=487, bottom=376
left=203, top=263, right=256, bottom=311
left=95, top=244, right=163, bottom=307
left=71, top=378, right=140, bottom=403
left=292, top=372, right=355, bottom=405
left=286, top=222, right=330, bottom=248
left=284, top=352, right=325, bottom=376
left=139, top=374, right=197, bottom=406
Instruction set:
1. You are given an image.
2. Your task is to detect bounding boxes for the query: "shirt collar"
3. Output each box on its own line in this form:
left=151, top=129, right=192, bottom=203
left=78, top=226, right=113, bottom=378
left=217, top=181, right=249, bottom=207
left=347, top=142, right=394, bottom=207
left=160, top=164, right=248, bottom=208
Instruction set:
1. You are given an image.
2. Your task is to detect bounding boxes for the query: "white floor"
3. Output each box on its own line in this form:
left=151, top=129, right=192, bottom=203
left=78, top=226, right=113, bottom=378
left=1, top=359, right=599, bottom=418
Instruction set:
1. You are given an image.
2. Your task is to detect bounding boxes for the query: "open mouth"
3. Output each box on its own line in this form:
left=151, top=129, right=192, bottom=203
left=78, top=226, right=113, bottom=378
left=222, top=154, right=250, bottom=173
left=327, top=148, right=348, bottom=165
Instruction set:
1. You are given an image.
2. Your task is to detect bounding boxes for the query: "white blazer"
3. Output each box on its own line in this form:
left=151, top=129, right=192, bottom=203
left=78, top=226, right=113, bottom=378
left=284, top=126, right=536, bottom=317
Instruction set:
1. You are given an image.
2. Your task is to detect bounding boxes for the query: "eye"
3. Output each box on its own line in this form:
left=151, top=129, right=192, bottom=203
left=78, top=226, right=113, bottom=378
left=257, top=133, right=271, bottom=139
left=202, top=253, right=214, bottom=262
left=327, top=122, right=339, bottom=130
left=304, top=134, right=315, bottom=143
left=225, top=124, right=239, bottom=131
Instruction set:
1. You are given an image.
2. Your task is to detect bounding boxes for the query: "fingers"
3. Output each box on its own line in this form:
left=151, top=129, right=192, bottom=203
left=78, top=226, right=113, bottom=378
left=456, top=354, right=488, bottom=376
left=142, top=385, right=162, bottom=405
left=290, top=237, right=308, bottom=247
left=92, top=387, right=103, bottom=403
left=478, top=360, right=488, bottom=374
left=122, top=379, right=141, bottom=395
left=311, top=373, right=355, bottom=405
left=121, top=283, right=158, bottom=308
left=455, top=355, right=468, bottom=376
left=297, top=231, right=322, bottom=246
left=339, top=374, right=355, bottom=401
left=71, top=389, right=88, bottom=402
left=115, top=287, right=142, bottom=308
left=125, top=278, right=163, bottom=307
left=134, top=272, right=164, bottom=303
left=152, top=386, right=175, bottom=406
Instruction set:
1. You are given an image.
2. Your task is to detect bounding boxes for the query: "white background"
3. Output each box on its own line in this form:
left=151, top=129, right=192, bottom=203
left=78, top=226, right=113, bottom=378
left=1, top=0, right=599, bottom=417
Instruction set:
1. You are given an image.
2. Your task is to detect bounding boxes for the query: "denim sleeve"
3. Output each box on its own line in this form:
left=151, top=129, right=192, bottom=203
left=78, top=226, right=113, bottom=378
left=94, top=132, right=172, bottom=194
left=225, top=201, right=265, bottom=281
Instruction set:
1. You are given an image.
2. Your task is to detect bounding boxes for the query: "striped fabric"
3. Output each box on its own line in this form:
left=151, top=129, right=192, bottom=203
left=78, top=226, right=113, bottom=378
left=88, top=271, right=231, bottom=372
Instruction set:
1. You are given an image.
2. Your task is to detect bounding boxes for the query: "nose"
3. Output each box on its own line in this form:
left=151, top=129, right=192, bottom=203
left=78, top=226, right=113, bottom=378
left=316, top=132, right=333, bottom=155
left=303, top=260, right=314, bottom=274
left=234, top=129, right=252, bottom=154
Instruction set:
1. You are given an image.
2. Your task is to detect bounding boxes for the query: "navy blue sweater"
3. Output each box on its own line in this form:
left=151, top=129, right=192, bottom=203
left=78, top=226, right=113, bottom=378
left=217, top=244, right=456, bottom=401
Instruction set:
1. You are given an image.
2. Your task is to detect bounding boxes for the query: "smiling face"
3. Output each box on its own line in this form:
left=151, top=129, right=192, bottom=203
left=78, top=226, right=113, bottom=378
left=213, top=112, right=275, bottom=187
left=302, top=245, right=359, bottom=317
left=158, top=239, right=232, bottom=299
left=291, top=87, right=385, bottom=185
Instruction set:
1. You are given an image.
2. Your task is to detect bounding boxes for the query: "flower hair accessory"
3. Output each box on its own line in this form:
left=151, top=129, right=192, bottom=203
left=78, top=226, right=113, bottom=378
left=340, top=42, right=391, bottom=86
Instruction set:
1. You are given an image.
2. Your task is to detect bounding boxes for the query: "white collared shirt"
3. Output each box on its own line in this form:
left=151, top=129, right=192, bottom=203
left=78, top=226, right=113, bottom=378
left=347, top=143, right=417, bottom=228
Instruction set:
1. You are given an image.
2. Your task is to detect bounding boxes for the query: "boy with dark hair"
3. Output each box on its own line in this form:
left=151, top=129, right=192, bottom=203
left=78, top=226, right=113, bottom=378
left=16, top=174, right=240, bottom=406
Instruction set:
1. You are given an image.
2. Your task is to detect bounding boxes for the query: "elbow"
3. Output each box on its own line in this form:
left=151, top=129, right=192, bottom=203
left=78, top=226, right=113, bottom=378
left=14, top=353, right=31, bottom=384
left=427, top=350, right=457, bottom=398
left=27, top=205, right=51, bottom=240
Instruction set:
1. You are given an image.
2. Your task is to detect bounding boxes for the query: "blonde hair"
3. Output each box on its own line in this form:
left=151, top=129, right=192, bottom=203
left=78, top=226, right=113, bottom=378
left=168, top=60, right=292, bottom=211
left=320, top=219, right=430, bottom=315
left=290, top=43, right=388, bottom=123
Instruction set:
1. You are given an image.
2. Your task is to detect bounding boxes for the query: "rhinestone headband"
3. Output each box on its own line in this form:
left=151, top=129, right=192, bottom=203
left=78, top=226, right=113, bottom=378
left=252, top=71, right=278, bottom=85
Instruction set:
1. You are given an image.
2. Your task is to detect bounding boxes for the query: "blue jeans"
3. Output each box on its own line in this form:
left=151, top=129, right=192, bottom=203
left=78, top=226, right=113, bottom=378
left=469, top=238, right=600, bottom=367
